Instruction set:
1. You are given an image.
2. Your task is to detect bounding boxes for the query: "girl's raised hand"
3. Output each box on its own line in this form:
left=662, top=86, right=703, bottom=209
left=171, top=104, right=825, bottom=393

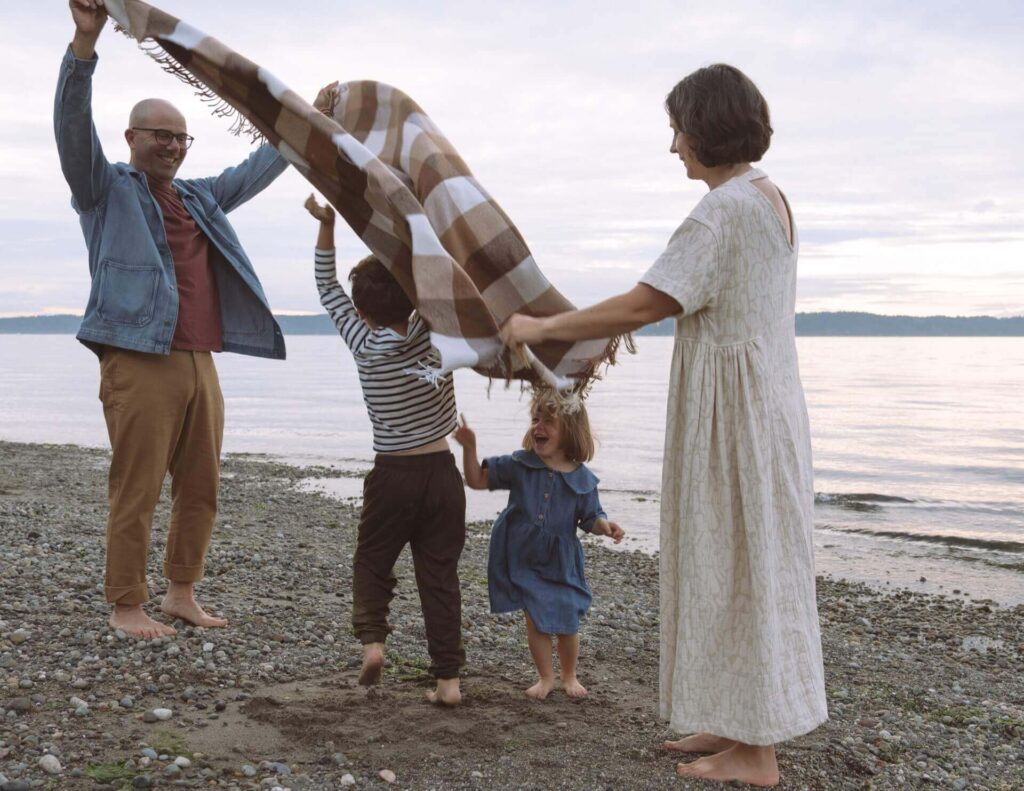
left=450, top=413, right=475, bottom=448
left=303, top=194, right=334, bottom=224
left=594, top=518, right=625, bottom=544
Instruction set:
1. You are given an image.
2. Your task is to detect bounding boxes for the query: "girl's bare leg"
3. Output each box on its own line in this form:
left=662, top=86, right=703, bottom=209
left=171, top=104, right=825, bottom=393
left=523, top=612, right=556, bottom=699
left=556, top=632, right=587, bottom=698
left=676, top=742, right=779, bottom=788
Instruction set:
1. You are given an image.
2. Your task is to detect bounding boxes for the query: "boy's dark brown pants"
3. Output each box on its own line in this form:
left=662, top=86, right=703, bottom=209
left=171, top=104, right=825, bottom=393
left=352, top=451, right=466, bottom=679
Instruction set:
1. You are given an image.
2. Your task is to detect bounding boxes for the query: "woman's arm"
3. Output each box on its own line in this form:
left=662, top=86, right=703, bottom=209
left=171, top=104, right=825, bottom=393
left=500, top=283, right=681, bottom=347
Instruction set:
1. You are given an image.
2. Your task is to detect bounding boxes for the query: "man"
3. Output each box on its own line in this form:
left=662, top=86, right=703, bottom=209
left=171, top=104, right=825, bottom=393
left=56, top=0, right=289, bottom=638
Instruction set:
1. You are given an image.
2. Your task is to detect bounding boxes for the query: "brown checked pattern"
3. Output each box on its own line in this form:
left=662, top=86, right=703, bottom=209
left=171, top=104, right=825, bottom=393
left=104, top=0, right=622, bottom=390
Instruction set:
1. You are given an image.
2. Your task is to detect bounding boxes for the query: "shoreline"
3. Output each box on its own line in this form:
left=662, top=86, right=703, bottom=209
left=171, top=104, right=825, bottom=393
left=1, top=441, right=1022, bottom=790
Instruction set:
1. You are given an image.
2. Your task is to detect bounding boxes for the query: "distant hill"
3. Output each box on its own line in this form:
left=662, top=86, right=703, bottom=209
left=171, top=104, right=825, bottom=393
left=3, top=312, right=1023, bottom=336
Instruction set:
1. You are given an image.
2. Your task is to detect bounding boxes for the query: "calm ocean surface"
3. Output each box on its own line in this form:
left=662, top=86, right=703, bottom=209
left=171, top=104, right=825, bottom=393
left=1, top=334, right=1022, bottom=604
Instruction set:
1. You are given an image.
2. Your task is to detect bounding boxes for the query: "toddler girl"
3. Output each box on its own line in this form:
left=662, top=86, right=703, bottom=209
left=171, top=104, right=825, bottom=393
left=452, top=390, right=623, bottom=699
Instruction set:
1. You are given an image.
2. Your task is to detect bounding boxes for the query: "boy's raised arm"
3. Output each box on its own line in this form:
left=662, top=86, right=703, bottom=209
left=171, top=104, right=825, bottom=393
left=305, top=194, right=371, bottom=351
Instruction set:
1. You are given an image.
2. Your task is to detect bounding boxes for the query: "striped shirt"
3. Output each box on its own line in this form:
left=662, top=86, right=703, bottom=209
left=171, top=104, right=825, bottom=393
left=315, top=248, right=458, bottom=453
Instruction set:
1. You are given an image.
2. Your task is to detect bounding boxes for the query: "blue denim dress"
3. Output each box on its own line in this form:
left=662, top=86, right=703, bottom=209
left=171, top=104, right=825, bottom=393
left=484, top=450, right=606, bottom=635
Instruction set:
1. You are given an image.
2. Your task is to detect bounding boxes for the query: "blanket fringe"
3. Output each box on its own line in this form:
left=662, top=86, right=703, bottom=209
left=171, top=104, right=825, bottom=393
left=113, top=23, right=266, bottom=144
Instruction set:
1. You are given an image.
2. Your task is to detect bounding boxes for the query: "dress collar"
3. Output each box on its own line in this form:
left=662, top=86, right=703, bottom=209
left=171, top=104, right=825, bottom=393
left=511, top=450, right=599, bottom=494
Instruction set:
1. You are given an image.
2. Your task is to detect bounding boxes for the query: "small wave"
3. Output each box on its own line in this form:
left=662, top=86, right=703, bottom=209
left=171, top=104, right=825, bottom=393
left=815, top=492, right=914, bottom=512
left=821, top=525, right=1024, bottom=554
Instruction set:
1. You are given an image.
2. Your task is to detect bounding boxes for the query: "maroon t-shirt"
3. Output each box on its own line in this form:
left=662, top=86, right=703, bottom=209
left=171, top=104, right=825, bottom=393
left=151, top=183, right=224, bottom=352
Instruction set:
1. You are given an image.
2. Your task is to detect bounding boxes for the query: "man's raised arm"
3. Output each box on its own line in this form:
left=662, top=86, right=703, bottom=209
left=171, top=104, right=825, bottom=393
left=55, top=0, right=113, bottom=213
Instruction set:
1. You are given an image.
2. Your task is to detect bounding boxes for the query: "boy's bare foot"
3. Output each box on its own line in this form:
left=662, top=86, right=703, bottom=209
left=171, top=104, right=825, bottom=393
left=425, top=677, right=461, bottom=706
left=561, top=675, right=588, bottom=698
left=160, top=594, right=228, bottom=628
left=676, top=743, right=779, bottom=787
left=664, top=733, right=737, bottom=753
left=109, top=605, right=176, bottom=639
left=525, top=677, right=556, bottom=700
left=358, top=642, right=385, bottom=686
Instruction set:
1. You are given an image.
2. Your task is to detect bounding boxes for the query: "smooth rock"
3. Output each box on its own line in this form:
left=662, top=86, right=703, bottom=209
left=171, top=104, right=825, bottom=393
left=152, top=707, right=173, bottom=720
left=9, top=630, right=30, bottom=645
left=3, top=698, right=31, bottom=714
left=38, top=754, right=63, bottom=774
left=173, top=756, right=191, bottom=768
left=379, top=769, right=396, bottom=783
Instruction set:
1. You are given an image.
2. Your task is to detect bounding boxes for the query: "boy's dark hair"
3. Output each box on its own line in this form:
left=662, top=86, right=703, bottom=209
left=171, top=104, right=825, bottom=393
left=348, top=255, right=414, bottom=326
left=665, top=64, right=773, bottom=167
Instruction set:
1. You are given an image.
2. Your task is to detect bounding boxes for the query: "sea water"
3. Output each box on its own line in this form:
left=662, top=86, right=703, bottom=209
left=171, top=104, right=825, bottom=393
left=1, top=335, right=1021, bottom=603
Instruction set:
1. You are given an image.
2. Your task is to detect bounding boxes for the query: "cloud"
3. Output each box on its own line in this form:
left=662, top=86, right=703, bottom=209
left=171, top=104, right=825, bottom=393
left=3, top=0, right=1023, bottom=317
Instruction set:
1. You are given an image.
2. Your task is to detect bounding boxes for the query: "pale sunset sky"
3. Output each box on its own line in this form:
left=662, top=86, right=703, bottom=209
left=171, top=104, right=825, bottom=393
left=1, top=0, right=1021, bottom=318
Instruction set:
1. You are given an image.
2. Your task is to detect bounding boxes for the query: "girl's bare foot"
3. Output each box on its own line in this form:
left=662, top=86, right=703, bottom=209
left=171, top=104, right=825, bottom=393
left=525, top=677, right=556, bottom=700
left=109, top=605, right=176, bottom=639
left=676, top=743, right=779, bottom=787
left=561, top=675, right=588, bottom=698
left=425, top=677, right=461, bottom=706
left=358, top=642, right=385, bottom=686
left=664, top=733, right=737, bottom=753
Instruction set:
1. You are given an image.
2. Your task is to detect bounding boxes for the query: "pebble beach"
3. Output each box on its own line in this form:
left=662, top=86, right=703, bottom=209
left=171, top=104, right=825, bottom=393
left=1, top=441, right=1022, bottom=790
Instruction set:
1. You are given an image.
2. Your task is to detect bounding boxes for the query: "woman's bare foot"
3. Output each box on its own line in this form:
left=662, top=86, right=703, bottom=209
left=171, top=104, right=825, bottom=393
left=425, top=677, right=461, bottom=706
left=676, top=743, right=779, bottom=787
left=109, top=605, right=176, bottom=639
left=525, top=676, right=556, bottom=700
left=358, top=642, right=385, bottom=686
left=160, top=593, right=228, bottom=628
left=664, top=733, right=737, bottom=753
left=561, top=674, right=588, bottom=699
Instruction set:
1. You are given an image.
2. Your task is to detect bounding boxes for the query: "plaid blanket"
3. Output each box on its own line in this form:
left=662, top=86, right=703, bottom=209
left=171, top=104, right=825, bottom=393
left=103, top=0, right=623, bottom=389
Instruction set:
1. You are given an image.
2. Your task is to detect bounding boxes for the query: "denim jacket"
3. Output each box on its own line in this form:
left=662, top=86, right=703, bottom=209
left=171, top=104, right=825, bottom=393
left=54, top=46, right=289, bottom=359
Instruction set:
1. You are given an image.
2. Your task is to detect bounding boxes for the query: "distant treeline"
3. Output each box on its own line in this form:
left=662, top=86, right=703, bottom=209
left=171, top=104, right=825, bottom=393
left=2, top=312, right=1023, bottom=336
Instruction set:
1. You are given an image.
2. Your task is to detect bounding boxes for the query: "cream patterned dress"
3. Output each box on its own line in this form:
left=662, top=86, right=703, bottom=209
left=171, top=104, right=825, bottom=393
left=640, top=168, right=828, bottom=744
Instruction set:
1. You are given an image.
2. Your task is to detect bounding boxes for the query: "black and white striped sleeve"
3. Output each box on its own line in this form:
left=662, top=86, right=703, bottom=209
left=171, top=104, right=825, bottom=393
left=315, top=248, right=370, bottom=352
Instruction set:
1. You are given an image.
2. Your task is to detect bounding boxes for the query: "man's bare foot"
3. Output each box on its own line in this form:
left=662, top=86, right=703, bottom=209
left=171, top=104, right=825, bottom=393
left=109, top=605, right=176, bottom=639
left=676, top=743, right=779, bottom=787
left=664, top=733, right=737, bottom=753
left=358, top=642, right=385, bottom=686
left=525, top=676, right=556, bottom=700
left=160, top=594, right=228, bottom=628
left=425, top=677, right=461, bottom=706
left=561, top=675, right=588, bottom=698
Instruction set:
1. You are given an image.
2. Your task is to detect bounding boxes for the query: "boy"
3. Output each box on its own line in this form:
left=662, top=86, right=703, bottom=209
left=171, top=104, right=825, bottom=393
left=305, top=194, right=465, bottom=706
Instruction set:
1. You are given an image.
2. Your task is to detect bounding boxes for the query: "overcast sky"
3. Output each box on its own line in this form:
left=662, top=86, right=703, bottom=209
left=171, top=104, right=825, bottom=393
left=2, top=0, right=1021, bottom=318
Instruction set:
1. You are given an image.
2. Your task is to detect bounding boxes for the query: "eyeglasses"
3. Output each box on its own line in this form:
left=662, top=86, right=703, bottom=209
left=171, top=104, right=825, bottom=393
left=131, top=127, right=195, bottom=149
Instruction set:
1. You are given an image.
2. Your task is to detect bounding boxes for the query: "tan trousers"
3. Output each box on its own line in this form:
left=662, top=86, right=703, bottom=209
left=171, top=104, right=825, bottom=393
left=98, top=348, right=224, bottom=605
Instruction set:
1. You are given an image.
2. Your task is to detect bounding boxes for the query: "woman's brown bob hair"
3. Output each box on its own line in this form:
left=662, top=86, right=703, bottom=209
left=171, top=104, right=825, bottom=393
left=348, top=254, right=414, bottom=326
left=665, top=64, right=773, bottom=168
left=522, top=390, right=595, bottom=464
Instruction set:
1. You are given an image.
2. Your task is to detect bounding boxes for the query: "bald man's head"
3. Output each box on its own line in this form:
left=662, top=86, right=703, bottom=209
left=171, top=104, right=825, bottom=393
left=125, top=99, right=189, bottom=187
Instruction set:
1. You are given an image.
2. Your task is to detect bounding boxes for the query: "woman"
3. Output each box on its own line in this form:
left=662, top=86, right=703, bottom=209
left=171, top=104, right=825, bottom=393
left=501, top=64, right=827, bottom=787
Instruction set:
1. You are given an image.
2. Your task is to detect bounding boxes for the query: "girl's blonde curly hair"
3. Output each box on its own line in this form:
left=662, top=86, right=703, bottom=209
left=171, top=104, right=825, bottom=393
left=521, top=388, right=595, bottom=463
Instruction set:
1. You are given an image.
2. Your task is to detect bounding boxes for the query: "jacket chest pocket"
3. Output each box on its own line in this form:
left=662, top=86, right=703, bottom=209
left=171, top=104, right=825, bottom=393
left=97, top=259, right=161, bottom=326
